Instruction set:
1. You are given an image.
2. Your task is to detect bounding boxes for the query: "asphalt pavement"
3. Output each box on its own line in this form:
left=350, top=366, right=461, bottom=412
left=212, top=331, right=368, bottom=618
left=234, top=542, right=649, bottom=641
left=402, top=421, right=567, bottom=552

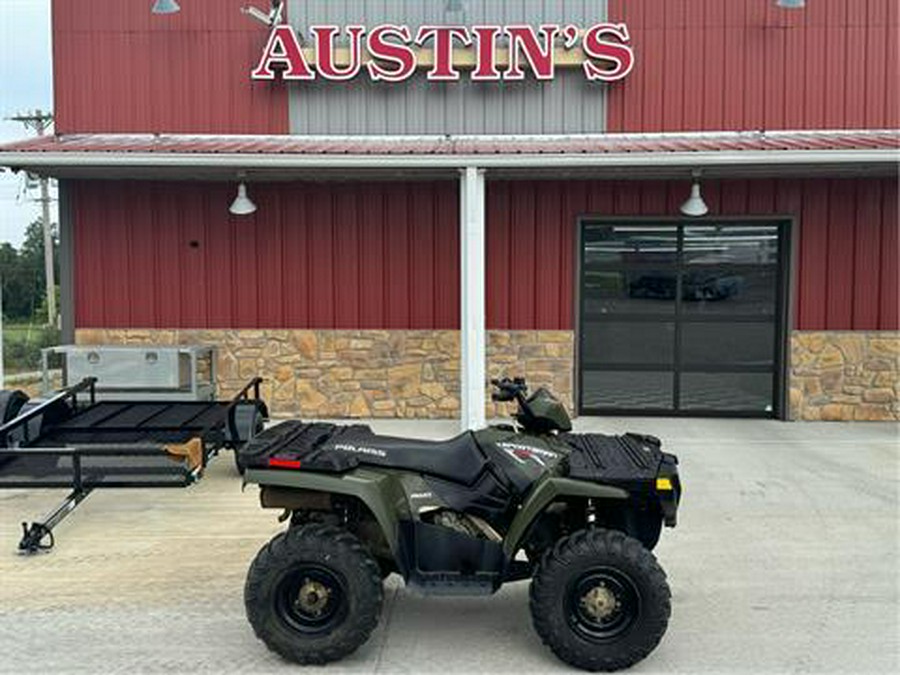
left=1, top=417, right=897, bottom=674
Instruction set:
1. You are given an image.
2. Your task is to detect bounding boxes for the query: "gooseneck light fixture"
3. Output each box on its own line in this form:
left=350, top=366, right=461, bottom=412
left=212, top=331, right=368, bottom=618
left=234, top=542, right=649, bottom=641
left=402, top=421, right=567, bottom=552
left=241, top=0, right=284, bottom=26
left=776, top=0, right=806, bottom=8
left=229, top=180, right=258, bottom=216
left=151, top=0, right=181, bottom=14
left=680, top=170, right=709, bottom=218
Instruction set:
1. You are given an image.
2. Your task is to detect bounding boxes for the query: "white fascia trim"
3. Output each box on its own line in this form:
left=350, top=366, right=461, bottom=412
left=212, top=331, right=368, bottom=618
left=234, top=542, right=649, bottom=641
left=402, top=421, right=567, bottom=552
left=2, top=149, right=897, bottom=171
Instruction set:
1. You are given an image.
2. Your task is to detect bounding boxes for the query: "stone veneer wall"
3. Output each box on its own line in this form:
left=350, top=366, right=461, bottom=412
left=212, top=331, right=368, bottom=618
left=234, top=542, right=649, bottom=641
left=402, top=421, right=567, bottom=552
left=74, top=329, right=574, bottom=420
left=487, top=331, right=575, bottom=418
left=790, top=331, right=899, bottom=421
left=59, top=329, right=900, bottom=422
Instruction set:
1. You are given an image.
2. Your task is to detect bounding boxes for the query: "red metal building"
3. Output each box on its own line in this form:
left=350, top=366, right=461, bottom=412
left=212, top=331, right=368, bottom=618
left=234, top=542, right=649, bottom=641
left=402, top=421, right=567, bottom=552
left=2, top=0, right=897, bottom=422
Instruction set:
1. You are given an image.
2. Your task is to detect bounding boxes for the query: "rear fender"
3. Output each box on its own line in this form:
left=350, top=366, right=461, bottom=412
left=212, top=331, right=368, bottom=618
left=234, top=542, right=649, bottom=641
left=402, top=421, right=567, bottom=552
left=245, top=468, right=408, bottom=560
left=502, top=477, right=628, bottom=558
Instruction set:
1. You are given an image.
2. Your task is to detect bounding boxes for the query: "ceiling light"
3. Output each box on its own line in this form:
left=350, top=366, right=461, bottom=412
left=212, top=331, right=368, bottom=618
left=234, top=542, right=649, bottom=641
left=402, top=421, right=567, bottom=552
left=680, top=171, right=709, bottom=218
left=151, top=0, right=181, bottom=14
left=230, top=182, right=258, bottom=216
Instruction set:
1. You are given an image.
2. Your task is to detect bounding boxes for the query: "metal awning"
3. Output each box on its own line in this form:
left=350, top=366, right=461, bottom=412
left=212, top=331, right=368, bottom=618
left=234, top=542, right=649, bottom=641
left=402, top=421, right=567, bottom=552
left=1, top=130, right=897, bottom=181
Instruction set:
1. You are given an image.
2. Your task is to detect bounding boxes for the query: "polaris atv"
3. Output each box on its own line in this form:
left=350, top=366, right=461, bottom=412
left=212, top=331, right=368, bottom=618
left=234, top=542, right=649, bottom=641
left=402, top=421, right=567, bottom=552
left=240, top=378, right=681, bottom=672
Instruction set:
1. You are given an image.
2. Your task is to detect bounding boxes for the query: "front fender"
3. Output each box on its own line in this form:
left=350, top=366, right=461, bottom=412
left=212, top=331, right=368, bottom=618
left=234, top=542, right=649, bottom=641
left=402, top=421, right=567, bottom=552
left=503, top=477, right=629, bottom=558
left=245, top=467, right=408, bottom=559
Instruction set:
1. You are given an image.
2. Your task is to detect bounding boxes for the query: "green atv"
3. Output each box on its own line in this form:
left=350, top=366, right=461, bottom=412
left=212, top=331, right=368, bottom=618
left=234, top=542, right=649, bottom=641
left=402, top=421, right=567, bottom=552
left=240, top=378, right=681, bottom=672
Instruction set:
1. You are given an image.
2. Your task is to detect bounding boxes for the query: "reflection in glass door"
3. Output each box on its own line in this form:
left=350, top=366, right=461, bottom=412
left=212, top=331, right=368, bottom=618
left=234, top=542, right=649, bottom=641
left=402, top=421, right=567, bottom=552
left=578, top=221, right=788, bottom=417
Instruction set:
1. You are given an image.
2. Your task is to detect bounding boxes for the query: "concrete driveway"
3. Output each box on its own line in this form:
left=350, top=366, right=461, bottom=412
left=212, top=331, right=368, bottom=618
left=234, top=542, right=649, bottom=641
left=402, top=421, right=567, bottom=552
left=1, top=418, right=897, bottom=674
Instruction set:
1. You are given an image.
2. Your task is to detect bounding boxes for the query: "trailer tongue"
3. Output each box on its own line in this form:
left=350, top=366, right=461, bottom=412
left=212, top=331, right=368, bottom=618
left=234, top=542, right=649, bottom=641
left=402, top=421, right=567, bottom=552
left=0, top=377, right=267, bottom=553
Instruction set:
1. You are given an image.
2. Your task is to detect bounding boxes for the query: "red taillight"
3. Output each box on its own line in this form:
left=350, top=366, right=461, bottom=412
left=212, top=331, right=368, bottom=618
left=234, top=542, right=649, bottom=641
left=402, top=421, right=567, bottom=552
left=268, top=458, right=302, bottom=469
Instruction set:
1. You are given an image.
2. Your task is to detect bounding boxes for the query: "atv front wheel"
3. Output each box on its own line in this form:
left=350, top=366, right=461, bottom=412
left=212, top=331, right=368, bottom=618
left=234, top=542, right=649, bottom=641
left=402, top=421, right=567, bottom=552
left=530, top=528, right=671, bottom=672
left=244, top=524, right=383, bottom=664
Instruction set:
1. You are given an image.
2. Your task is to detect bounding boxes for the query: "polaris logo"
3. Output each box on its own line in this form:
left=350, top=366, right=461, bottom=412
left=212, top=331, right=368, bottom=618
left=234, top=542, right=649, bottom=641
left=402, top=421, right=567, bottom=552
left=333, top=443, right=387, bottom=458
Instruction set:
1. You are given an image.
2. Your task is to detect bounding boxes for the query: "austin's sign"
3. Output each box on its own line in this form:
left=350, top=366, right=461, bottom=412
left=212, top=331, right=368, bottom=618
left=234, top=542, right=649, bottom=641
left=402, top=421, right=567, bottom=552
left=251, top=24, right=634, bottom=83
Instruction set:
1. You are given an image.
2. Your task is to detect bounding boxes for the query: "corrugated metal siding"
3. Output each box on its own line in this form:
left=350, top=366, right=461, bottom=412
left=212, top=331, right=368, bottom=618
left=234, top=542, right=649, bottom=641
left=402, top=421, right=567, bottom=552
left=74, top=177, right=896, bottom=332
left=486, top=178, right=899, bottom=331
left=606, top=0, right=899, bottom=132
left=72, top=180, right=459, bottom=329
left=287, top=0, right=609, bottom=135
left=52, top=0, right=897, bottom=136
left=52, top=0, right=289, bottom=134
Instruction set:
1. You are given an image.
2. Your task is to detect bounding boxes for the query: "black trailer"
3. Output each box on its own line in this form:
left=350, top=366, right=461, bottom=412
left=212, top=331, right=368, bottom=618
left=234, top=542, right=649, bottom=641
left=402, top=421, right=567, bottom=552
left=0, top=377, right=267, bottom=553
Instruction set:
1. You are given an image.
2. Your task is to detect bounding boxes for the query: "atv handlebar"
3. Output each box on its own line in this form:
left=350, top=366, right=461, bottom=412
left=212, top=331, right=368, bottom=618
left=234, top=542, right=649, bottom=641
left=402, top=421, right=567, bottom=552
left=491, top=377, right=528, bottom=403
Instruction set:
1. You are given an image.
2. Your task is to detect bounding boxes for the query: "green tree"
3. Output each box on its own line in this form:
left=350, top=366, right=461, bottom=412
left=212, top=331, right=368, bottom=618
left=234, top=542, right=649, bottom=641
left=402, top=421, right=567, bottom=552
left=19, top=220, right=60, bottom=323
left=0, top=219, right=58, bottom=321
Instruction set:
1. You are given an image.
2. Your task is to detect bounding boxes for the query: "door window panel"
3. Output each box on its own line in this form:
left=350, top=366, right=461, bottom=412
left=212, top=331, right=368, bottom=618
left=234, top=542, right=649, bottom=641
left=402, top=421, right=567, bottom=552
left=581, top=321, right=675, bottom=367
left=683, top=225, right=779, bottom=265
left=583, top=269, right=677, bottom=315
left=680, top=267, right=778, bottom=315
left=680, top=322, right=775, bottom=368
left=583, top=225, right=678, bottom=265
left=680, top=373, right=774, bottom=412
left=582, top=371, right=674, bottom=410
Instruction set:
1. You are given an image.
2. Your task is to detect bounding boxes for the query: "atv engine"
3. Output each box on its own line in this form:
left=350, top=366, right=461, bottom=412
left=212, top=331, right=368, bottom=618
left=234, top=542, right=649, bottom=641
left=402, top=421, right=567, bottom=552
left=429, top=510, right=483, bottom=537
left=426, top=510, right=501, bottom=542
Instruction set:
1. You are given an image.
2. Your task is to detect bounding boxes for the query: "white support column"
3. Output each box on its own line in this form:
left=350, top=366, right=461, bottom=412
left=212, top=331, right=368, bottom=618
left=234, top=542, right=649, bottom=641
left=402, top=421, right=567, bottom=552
left=459, top=166, right=486, bottom=431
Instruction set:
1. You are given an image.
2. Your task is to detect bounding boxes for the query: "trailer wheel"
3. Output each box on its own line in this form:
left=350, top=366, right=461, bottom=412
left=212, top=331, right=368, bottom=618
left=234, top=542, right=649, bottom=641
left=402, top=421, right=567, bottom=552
left=530, top=528, right=671, bottom=672
left=245, top=524, right=383, bottom=665
left=0, top=389, right=29, bottom=424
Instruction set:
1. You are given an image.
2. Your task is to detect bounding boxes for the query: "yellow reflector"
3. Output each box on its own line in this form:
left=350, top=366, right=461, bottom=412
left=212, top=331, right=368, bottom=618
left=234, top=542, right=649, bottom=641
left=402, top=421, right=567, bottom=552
left=656, top=477, right=673, bottom=491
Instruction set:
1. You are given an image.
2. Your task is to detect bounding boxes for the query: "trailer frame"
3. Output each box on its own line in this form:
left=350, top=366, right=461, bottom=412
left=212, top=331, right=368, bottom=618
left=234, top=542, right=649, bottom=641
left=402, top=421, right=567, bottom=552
left=0, top=377, right=265, bottom=553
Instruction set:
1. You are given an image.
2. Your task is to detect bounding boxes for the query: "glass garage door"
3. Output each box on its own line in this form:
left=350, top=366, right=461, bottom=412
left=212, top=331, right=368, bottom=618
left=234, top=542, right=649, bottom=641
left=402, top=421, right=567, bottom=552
left=578, top=221, right=788, bottom=417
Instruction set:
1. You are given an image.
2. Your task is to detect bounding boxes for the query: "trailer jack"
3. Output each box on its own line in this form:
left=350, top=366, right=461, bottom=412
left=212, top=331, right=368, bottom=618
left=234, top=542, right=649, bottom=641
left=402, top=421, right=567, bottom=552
left=19, top=488, right=93, bottom=554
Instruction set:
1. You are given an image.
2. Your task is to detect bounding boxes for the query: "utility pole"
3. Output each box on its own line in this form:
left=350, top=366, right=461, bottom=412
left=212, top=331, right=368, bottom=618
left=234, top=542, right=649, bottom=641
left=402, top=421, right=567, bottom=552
left=7, top=109, right=56, bottom=327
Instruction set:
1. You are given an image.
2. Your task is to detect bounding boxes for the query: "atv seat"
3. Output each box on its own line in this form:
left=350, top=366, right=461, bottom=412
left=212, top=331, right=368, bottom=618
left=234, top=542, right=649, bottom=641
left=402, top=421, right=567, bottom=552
left=243, top=421, right=487, bottom=485
left=318, top=428, right=487, bottom=485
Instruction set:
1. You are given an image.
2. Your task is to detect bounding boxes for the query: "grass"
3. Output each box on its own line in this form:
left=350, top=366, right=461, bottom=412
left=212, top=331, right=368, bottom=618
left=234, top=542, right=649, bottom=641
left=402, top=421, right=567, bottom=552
left=2, top=322, right=60, bottom=375
left=4, top=323, right=42, bottom=341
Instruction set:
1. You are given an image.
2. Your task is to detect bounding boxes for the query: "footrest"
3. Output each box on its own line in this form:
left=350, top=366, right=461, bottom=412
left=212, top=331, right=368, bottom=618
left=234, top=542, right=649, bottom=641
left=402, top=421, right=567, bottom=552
left=407, top=573, right=499, bottom=596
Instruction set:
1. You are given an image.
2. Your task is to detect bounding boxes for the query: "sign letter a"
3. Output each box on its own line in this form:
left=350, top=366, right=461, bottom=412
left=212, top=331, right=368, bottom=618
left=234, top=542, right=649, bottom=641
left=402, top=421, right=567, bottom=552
left=251, top=26, right=315, bottom=80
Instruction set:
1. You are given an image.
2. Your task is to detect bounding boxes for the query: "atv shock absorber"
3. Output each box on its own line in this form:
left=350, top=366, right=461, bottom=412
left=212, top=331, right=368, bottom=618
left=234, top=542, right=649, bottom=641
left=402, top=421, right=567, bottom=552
left=586, top=498, right=597, bottom=526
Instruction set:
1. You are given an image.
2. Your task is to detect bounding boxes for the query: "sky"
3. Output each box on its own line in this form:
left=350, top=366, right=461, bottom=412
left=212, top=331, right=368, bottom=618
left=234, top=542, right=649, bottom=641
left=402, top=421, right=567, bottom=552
left=0, top=0, right=55, bottom=249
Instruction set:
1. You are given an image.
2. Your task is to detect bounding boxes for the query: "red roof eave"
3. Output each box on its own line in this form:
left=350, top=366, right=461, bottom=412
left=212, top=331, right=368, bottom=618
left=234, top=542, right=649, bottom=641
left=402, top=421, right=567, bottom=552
left=0, top=130, right=897, bottom=172
left=1, top=129, right=898, bottom=156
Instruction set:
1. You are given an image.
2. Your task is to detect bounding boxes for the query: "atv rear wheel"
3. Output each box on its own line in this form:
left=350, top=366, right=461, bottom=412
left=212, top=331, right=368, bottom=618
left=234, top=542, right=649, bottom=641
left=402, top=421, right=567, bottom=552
left=244, top=524, right=383, bottom=664
left=530, top=528, right=671, bottom=672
